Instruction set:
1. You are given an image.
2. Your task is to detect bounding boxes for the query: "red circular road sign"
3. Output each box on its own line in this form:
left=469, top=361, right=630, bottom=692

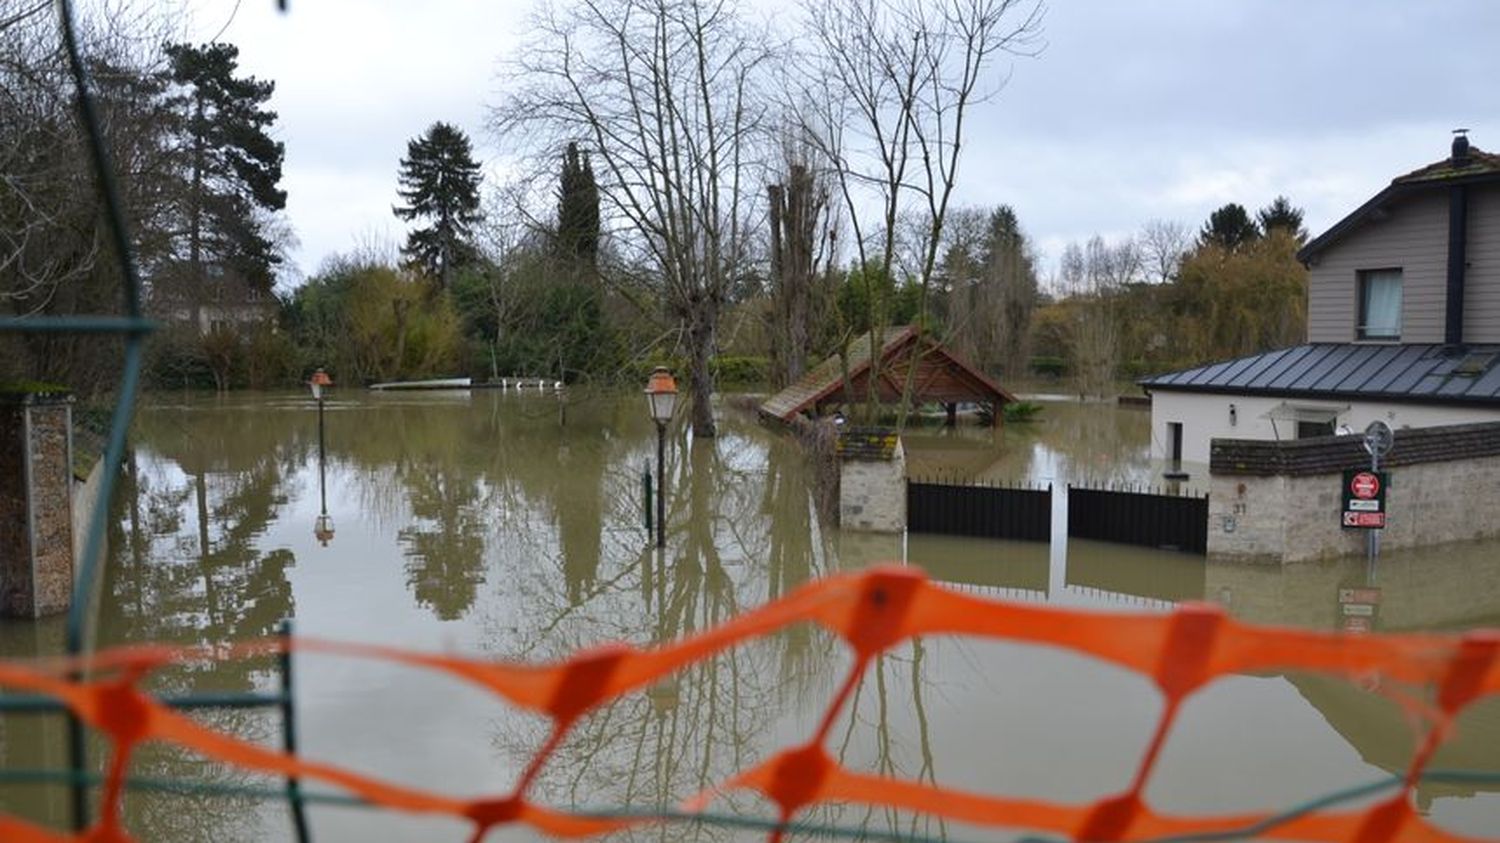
left=1350, top=471, right=1381, bottom=499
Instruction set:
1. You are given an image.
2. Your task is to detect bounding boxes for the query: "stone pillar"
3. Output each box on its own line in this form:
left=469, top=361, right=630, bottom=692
left=0, top=388, right=75, bottom=618
left=837, top=427, right=906, bottom=533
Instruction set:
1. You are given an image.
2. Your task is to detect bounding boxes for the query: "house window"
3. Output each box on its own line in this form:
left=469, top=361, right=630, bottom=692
left=1296, top=420, right=1334, bottom=439
left=1357, top=269, right=1402, bottom=340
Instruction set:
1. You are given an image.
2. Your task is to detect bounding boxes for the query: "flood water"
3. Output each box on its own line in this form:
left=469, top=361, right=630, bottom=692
left=2, top=391, right=1499, bottom=841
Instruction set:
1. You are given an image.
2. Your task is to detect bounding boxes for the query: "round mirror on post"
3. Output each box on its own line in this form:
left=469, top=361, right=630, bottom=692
left=1363, top=420, right=1394, bottom=459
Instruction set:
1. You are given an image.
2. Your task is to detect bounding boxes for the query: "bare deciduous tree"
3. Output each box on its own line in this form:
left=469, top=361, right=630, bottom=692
left=767, top=137, right=834, bottom=388
left=1, top=0, right=176, bottom=394
left=938, top=205, right=1037, bottom=378
left=1139, top=218, right=1190, bottom=285
left=795, top=0, right=1043, bottom=428
left=1061, top=234, right=1138, bottom=398
left=492, top=0, right=770, bottom=437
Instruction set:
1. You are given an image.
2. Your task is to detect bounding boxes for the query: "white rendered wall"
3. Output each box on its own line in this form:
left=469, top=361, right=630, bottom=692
left=1147, top=390, right=1500, bottom=465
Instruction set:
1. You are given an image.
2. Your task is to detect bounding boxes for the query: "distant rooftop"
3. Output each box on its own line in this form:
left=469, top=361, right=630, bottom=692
left=758, top=326, right=1015, bottom=423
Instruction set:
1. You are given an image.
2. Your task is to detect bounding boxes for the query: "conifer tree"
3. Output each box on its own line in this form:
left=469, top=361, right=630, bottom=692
left=555, top=142, right=599, bottom=269
left=1198, top=203, right=1259, bottom=251
left=394, top=122, right=483, bottom=289
left=1257, top=196, right=1307, bottom=242
left=163, top=42, right=286, bottom=323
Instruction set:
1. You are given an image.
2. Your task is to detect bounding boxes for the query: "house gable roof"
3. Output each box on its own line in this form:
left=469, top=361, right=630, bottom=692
left=1297, top=143, right=1500, bottom=264
left=1140, top=343, right=1500, bottom=407
left=758, top=326, right=1016, bottom=423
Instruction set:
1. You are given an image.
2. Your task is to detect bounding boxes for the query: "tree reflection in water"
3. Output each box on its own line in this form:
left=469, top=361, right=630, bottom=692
left=89, top=402, right=305, bottom=842
left=399, top=467, right=486, bottom=620
left=37, top=393, right=1470, bottom=841
left=473, top=421, right=965, bottom=843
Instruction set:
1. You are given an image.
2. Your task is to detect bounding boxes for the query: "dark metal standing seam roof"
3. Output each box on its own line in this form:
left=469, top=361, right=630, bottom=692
left=1333, top=344, right=1403, bottom=392
left=1221, top=346, right=1295, bottom=389
left=1139, top=344, right=1500, bottom=405
left=1311, top=345, right=1374, bottom=391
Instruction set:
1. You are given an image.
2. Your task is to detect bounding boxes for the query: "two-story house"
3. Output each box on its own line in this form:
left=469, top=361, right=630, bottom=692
left=1141, top=134, right=1500, bottom=469
left=147, top=264, right=279, bottom=336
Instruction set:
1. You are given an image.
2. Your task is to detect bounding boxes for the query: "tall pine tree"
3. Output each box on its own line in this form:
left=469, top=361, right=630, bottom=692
left=394, top=122, right=483, bottom=289
left=1198, top=203, right=1259, bottom=251
left=163, top=42, right=286, bottom=325
left=555, top=142, right=599, bottom=270
left=1257, top=196, right=1307, bottom=243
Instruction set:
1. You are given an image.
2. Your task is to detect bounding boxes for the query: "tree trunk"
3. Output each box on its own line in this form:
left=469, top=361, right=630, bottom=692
left=392, top=298, right=410, bottom=379
left=769, top=165, right=823, bottom=390
left=190, top=94, right=205, bottom=332
left=767, top=184, right=786, bottom=388
left=687, top=301, right=717, bottom=438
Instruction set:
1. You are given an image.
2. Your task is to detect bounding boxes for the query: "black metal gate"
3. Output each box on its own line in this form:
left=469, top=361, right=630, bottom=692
left=1066, top=484, right=1209, bottom=554
left=907, top=479, right=1051, bottom=541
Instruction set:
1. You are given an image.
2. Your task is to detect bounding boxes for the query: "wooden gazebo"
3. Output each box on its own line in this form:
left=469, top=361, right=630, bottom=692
left=758, top=326, right=1016, bottom=425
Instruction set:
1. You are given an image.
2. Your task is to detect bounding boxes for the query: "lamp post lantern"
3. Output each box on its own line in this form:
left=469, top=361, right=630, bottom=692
left=644, top=367, right=677, bottom=548
left=309, top=368, right=334, bottom=545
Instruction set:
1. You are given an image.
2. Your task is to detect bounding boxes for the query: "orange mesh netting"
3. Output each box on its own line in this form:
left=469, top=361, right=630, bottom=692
left=2, top=565, right=1498, bottom=843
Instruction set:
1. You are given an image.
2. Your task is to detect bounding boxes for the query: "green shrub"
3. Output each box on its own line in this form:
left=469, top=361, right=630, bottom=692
left=1029, top=356, right=1067, bottom=378
left=1002, top=400, right=1043, bottom=423
left=711, top=355, right=769, bottom=385
left=144, top=327, right=215, bottom=389
left=626, top=356, right=769, bottom=387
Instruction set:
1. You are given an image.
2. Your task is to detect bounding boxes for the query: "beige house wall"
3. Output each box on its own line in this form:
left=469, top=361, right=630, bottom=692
left=1466, top=184, right=1500, bottom=343
left=1307, top=182, right=1500, bottom=344
left=1307, top=190, right=1450, bottom=343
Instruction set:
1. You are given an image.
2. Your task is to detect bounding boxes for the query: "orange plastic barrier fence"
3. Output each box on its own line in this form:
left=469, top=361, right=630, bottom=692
left=2, top=566, right=1498, bottom=843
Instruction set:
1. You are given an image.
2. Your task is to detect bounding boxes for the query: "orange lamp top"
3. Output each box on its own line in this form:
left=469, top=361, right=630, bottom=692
left=310, top=369, right=333, bottom=387
left=645, top=367, right=677, bottom=395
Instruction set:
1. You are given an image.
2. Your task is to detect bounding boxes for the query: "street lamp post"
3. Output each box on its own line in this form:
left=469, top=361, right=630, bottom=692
left=644, top=367, right=678, bottom=549
left=310, top=368, right=335, bottom=546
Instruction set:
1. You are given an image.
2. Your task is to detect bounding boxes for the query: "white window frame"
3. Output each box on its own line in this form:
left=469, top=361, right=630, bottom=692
left=1356, top=268, right=1402, bottom=341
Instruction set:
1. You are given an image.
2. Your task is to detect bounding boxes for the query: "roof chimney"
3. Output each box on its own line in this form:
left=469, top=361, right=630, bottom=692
left=1445, top=129, right=1471, bottom=349
left=1452, top=128, right=1471, bottom=166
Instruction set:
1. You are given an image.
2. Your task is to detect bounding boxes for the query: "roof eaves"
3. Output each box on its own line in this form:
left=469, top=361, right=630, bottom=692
left=1145, top=380, right=1500, bottom=407
left=1299, top=162, right=1500, bottom=264
left=1297, top=183, right=1412, bottom=264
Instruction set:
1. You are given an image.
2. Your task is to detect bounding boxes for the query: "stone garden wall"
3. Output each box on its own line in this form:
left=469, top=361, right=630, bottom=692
left=1207, top=422, right=1500, bottom=563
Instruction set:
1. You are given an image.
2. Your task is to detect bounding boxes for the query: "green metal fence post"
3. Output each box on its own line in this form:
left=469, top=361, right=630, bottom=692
left=643, top=464, right=653, bottom=534
left=279, top=619, right=311, bottom=841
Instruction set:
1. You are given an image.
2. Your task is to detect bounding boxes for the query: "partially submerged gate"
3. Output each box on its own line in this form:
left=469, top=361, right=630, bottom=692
left=907, top=478, right=1051, bottom=541
left=1066, top=484, right=1209, bottom=554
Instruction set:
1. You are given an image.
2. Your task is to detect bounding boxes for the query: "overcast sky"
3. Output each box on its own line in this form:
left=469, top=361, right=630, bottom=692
left=182, top=0, right=1500, bottom=286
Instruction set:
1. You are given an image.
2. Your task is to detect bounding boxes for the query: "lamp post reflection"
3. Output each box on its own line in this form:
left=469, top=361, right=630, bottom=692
left=310, top=368, right=334, bottom=546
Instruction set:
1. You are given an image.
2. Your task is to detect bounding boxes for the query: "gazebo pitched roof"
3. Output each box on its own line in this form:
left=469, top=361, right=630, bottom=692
left=758, top=325, right=1016, bottom=423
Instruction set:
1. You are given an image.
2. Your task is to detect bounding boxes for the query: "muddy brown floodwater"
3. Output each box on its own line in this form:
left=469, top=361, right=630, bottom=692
left=2, top=392, right=1497, bottom=841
